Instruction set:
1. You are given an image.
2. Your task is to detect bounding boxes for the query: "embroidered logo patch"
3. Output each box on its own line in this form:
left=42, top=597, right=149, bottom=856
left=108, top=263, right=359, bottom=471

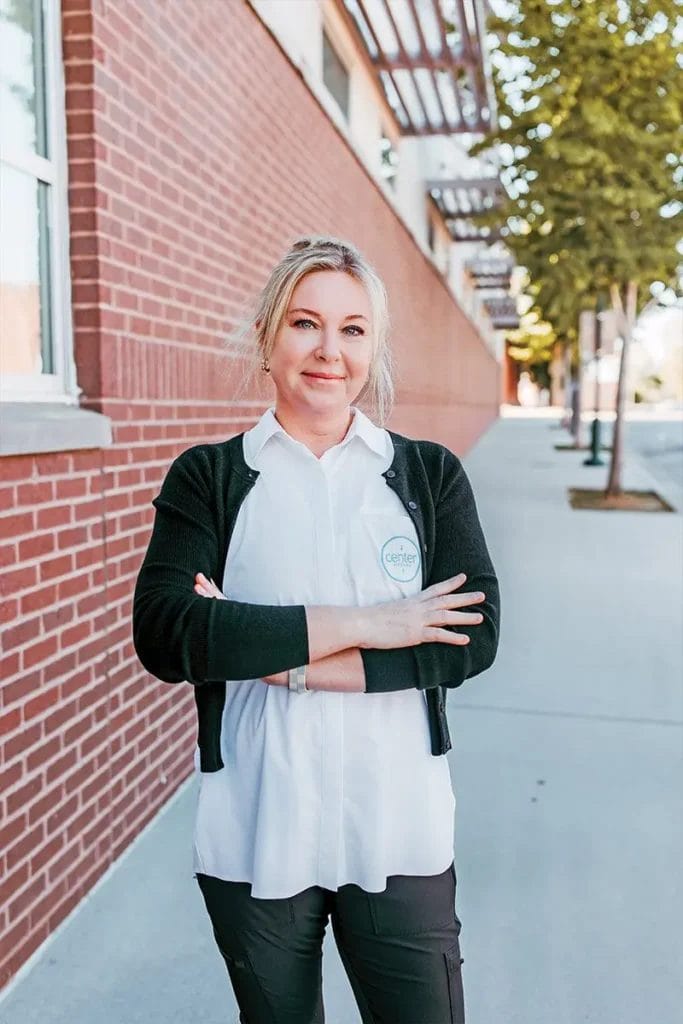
left=380, top=535, right=421, bottom=582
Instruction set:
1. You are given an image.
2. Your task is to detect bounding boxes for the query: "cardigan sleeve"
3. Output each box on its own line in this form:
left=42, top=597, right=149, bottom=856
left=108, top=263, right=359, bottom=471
left=132, top=448, right=309, bottom=684
left=360, top=450, right=500, bottom=692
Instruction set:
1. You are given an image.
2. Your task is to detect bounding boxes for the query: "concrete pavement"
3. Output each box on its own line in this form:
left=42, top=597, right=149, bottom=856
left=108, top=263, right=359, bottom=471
left=2, top=408, right=681, bottom=1024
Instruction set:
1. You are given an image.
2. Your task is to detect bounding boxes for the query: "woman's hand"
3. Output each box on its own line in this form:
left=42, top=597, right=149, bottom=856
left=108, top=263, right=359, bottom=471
left=193, top=573, right=287, bottom=686
left=193, top=573, right=226, bottom=599
left=358, top=573, right=486, bottom=650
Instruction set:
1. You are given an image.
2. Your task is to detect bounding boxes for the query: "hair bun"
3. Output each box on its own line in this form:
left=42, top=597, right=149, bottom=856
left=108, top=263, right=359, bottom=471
left=290, top=236, right=316, bottom=251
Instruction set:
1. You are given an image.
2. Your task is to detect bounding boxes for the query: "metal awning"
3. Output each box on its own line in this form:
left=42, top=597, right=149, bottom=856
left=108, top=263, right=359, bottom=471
left=331, top=0, right=495, bottom=135
left=484, top=296, right=520, bottom=330
left=466, top=256, right=513, bottom=288
left=427, top=175, right=503, bottom=241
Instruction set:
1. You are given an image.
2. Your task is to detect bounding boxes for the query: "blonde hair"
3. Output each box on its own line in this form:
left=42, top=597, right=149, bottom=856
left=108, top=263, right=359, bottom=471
left=228, top=234, right=395, bottom=424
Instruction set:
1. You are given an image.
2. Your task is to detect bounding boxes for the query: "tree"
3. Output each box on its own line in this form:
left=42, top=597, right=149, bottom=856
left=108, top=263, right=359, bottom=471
left=472, top=0, right=682, bottom=494
left=506, top=302, right=557, bottom=391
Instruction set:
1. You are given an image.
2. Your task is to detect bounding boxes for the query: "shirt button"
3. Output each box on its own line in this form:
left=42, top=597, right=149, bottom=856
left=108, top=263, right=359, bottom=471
left=408, top=500, right=417, bottom=510
left=386, top=469, right=396, bottom=478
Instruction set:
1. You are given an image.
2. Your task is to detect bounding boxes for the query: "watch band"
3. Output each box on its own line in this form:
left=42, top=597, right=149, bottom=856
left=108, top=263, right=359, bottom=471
left=288, top=665, right=308, bottom=693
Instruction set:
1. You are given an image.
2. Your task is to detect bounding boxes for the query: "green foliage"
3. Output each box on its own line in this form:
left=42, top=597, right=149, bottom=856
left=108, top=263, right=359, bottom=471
left=506, top=306, right=557, bottom=387
left=470, top=0, right=682, bottom=325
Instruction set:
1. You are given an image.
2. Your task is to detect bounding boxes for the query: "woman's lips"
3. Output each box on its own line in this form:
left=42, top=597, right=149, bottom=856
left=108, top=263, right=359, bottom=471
left=302, top=372, right=345, bottom=380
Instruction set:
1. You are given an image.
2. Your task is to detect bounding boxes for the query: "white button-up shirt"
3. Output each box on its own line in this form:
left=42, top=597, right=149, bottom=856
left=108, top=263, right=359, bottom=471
left=193, top=406, right=455, bottom=897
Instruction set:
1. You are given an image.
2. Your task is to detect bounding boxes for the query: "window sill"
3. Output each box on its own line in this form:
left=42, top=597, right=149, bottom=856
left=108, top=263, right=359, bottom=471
left=0, top=403, right=113, bottom=457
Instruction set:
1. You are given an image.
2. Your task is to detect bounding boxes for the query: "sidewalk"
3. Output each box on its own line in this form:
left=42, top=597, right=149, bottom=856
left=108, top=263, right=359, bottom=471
left=2, top=411, right=681, bottom=1024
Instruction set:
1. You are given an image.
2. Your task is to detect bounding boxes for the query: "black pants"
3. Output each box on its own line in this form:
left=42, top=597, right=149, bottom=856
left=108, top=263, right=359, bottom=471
left=196, top=862, right=465, bottom=1024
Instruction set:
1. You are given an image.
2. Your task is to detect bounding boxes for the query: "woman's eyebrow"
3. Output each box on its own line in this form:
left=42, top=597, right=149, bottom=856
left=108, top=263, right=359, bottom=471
left=288, top=307, right=369, bottom=322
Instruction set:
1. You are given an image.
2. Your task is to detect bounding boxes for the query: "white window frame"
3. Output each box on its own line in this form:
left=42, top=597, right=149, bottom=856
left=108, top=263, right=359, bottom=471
left=0, top=0, right=79, bottom=404
left=321, top=20, right=352, bottom=123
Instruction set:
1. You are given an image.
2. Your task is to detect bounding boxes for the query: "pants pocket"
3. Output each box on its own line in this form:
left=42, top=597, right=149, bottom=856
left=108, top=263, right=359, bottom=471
left=219, top=949, right=277, bottom=1024
left=366, top=864, right=456, bottom=937
left=444, top=942, right=465, bottom=1024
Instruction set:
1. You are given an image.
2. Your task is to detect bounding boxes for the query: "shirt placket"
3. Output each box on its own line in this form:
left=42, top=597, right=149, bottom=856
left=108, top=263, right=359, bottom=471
left=315, top=449, right=345, bottom=890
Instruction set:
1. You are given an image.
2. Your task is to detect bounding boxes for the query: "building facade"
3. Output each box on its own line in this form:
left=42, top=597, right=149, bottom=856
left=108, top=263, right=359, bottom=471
left=0, top=0, right=508, bottom=987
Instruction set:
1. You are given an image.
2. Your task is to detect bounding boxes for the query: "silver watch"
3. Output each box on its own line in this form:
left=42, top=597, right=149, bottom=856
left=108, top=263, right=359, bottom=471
left=288, top=665, right=308, bottom=693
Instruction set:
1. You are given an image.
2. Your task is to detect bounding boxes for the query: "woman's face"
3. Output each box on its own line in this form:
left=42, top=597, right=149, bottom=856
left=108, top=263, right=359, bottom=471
left=268, top=270, right=374, bottom=418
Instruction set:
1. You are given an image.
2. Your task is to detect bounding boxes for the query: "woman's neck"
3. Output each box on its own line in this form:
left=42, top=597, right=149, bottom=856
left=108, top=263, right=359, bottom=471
left=273, top=402, right=354, bottom=459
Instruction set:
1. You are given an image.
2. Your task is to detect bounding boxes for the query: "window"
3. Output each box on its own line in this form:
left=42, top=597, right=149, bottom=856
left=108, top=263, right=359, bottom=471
left=379, top=132, right=398, bottom=189
left=322, top=27, right=350, bottom=120
left=427, top=217, right=435, bottom=253
left=0, top=0, right=76, bottom=402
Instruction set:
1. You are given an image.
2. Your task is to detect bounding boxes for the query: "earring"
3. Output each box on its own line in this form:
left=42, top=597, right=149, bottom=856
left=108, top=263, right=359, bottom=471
left=261, top=357, right=270, bottom=373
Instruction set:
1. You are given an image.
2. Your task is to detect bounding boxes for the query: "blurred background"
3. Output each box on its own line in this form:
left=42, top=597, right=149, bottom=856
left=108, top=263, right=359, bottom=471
left=1, top=2, right=681, bottom=1022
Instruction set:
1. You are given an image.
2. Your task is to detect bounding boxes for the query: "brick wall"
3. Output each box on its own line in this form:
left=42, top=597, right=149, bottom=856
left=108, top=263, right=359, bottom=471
left=0, top=0, right=499, bottom=987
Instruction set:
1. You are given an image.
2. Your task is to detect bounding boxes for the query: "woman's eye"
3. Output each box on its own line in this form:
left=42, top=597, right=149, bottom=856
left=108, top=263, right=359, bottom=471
left=292, top=318, right=363, bottom=336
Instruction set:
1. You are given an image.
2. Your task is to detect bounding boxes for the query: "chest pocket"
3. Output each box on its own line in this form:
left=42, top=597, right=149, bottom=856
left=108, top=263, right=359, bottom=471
left=345, top=510, right=423, bottom=604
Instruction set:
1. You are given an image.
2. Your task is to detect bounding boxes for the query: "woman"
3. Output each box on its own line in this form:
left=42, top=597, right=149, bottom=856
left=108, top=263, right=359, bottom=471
left=133, top=235, right=500, bottom=1024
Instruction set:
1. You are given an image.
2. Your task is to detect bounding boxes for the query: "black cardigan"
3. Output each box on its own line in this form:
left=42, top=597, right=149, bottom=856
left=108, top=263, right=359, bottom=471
left=132, top=429, right=500, bottom=771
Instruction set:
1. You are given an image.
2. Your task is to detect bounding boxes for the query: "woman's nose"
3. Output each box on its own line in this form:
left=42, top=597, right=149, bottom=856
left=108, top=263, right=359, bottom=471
left=316, top=329, right=342, bottom=360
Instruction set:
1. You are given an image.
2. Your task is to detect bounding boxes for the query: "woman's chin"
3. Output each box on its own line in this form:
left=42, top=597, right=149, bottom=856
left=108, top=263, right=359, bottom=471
left=297, top=389, right=349, bottom=414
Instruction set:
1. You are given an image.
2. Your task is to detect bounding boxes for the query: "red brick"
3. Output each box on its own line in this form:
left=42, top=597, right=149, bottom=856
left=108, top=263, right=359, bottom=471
left=28, top=783, right=65, bottom=828
left=0, top=511, right=35, bottom=536
left=39, top=554, right=75, bottom=582
left=18, top=532, right=56, bottom=562
left=1, top=564, right=38, bottom=597
left=0, top=485, right=15, bottom=511
left=24, top=686, right=61, bottom=721
left=0, top=650, right=19, bottom=682
left=42, top=603, right=75, bottom=632
left=2, top=669, right=41, bottom=707
left=46, top=839, right=81, bottom=885
left=60, top=620, right=92, bottom=648
left=2, top=723, right=41, bottom=763
left=2, top=617, right=39, bottom=651
left=43, top=699, right=79, bottom=738
left=20, top=584, right=58, bottom=615
left=0, top=541, right=17, bottom=567
left=55, top=477, right=89, bottom=500
left=0, top=920, right=50, bottom=989
left=57, top=525, right=89, bottom=549
left=23, top=634, right=59, bottom=672
left=30, top=833, right=67, bottom=876
left=6, top=775, right=43, bottom=817
left=36, top=505, right=71, bottom=530
left=4, top=820, right=45, bottom=875
left=15, top=481, right=54, bottom=505
left=0, top=761, right=22, bottom=795
left=46, top=793, right=79, bottom=832
left=26, top=736, right=62, bottom=774
left=44, top=750, right=79, bottom=791
left=0, top=862, right=29, bottom=909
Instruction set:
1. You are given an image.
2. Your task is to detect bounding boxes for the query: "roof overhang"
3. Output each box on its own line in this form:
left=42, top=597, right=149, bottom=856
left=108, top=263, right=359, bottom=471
left=466, top=256, right=513, bottom=289
left=484, top=296, right=520, bottom=330
left=331, top=0, right=495, bottom=135
left=427, top=174, right=503, bottom=242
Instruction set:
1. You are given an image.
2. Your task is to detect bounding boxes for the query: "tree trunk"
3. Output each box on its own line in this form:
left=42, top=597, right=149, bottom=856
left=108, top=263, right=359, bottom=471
left=560, top=341, right=573, bottom=429
left=606, top=280, right=638, bottom=497
left=570, top=338, right=584, bottom=448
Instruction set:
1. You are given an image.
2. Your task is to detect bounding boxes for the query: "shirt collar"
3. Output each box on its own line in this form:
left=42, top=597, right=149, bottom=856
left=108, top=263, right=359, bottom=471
left=244, top=406, right=387, bottom=463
